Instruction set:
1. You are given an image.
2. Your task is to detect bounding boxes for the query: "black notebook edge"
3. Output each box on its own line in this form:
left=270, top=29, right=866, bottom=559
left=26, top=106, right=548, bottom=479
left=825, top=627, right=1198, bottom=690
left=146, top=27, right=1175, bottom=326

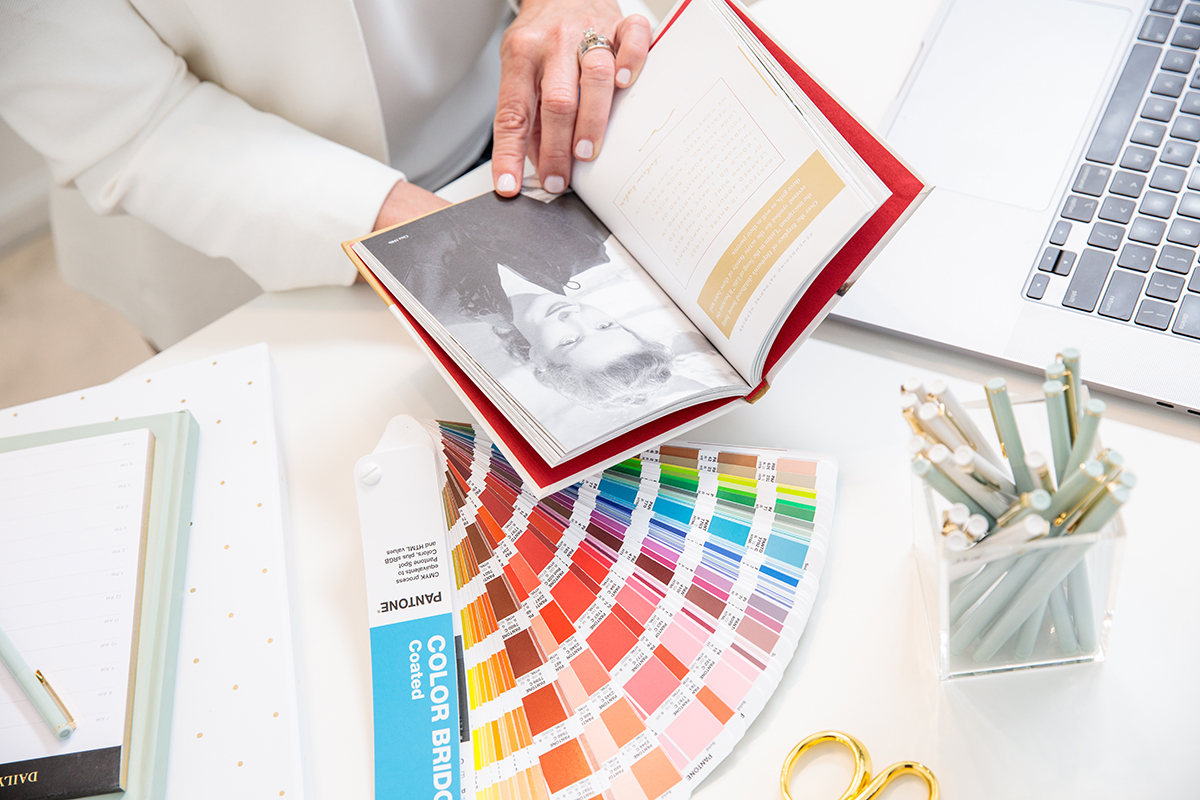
left=0, top=748, right=121, bottom=800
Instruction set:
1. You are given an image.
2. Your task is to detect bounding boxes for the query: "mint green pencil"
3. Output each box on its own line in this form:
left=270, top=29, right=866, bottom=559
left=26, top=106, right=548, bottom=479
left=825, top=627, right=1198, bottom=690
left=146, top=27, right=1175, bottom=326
left=0, top=624, right=75, bottom=739
left=1044, top=379, right=1072, bottom=485
left=1059, top=348, right=1084, bottom=434
left=986, top=378, right=1036, bottom=494
left=1062, top=399, right=1106, bottom=486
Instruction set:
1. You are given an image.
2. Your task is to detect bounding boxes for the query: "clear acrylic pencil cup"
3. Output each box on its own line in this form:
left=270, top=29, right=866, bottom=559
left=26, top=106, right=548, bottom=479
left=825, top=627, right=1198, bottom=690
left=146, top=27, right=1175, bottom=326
left=911, top=395, right=1128, bottom=680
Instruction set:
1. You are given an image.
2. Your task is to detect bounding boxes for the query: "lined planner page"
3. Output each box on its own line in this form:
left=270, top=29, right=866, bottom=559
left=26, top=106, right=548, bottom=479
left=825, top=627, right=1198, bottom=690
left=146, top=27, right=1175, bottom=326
left=0, top=429, right=153, bottom=764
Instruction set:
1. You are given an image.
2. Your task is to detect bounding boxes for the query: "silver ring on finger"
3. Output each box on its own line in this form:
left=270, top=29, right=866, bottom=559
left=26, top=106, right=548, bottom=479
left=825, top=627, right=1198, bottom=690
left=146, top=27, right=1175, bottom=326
left=578, top=28, right=614, bottom=63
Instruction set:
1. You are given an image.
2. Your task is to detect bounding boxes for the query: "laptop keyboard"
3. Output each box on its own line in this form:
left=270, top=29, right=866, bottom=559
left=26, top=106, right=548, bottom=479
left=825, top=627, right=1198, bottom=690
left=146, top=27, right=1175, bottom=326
left=1027, top=0, right=1200, bottom=341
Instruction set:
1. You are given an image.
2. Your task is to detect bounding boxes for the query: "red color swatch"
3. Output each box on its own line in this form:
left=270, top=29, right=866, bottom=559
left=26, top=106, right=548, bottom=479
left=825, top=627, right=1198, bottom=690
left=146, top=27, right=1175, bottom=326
left=550, top=570, right=594, bottom=621
left=516, top=529, right=555, bottom=573
left=538, top=601, right=575, bottom=645
left=586, top=615, right=639, bottom=672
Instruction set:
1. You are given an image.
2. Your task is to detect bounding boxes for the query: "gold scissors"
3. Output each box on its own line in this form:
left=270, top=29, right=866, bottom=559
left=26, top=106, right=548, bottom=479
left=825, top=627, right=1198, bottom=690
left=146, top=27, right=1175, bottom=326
left=780, top=731, right=939, bottom=800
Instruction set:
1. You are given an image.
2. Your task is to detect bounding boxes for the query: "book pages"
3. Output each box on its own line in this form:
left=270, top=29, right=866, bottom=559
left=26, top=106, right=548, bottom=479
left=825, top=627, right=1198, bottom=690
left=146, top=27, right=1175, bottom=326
left=574, top=0, right=882, bottom=379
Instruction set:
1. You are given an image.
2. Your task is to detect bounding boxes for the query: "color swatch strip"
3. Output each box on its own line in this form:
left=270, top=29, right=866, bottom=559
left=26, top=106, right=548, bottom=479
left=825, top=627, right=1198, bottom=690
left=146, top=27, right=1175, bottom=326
left=430, top=422, right=836, bottom=800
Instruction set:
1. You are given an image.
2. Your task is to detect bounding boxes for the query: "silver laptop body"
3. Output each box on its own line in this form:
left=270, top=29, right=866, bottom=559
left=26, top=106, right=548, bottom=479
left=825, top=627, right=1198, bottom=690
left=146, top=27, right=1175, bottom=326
left=835, top=0, right=1200, bottom=416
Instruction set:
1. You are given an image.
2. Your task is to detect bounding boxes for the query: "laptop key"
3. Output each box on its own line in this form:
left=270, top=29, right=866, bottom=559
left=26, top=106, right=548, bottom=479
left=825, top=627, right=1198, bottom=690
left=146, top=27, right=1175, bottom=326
left=1118, top=243, right=1157, bottom=271
left=1179, top=191, right=1200, bottom=217
left=1037, top=247, right=1062, bottom=272
left=1171, top=115, right=1200, bottom=139
left=1122, top=147, right=1159, bottom=172
left=1150, top=164, right=1187, bottom=190
left=1159, top=0, right=1186, bottom=14
left=1182, top=90, right=1200, bottom=114
left=1162, top=139, right=1198, bottom=164
left=1130, top=216, right=1166, bottom=244
left=1136, top=298, right=1176, bottom=328
left=1140, top=190, right=1177, bottom=217
left=1088, top=45, right=1163, bottom=164
left=1148, top=270, right=1186, bottom=301
left=1173, top=24, right=1200, bottom=49
left=1063, top=249, right=1114, bottom=312
left=1152, top=73, right=1185, bottom=97
left=1062, top=195, right=1097, bottom=222
left=1088, top=222, right=1126, bottom=249
left=1073, top=164, right=1111, bottom=195
left=1190, top=268, right=1200, bottom=292
left=1098, top=270, right=1145, bottom=320
left=1140, top=15, right=1173, bottom=43
left=1131, top=121, right=1168, bottom=147
left=1180, top=1, right=1199, bottom=19
left=1172, top=294, right=1200, bottom=337
left=1192, top=69, right=1200, bottom=89
left=1026, top=273, right=1050, bottom=300
left=1165, top=49, right=1198, bottom=72
left=1168, top=216, right=1200, bottom=244
left=1110, top=171, right=1147, bottom=196
left=1100, top=196, right=1136, bottom=223
left=1050, top=220, right=1072, bottom=245
left=1158, top=243, right=1196, bottom=272
left=1141, top=97, right=1176, bottom=121
left=1055, top=251, right=1077, bottom=276
left=1122, top=146, right=1158, bottom=172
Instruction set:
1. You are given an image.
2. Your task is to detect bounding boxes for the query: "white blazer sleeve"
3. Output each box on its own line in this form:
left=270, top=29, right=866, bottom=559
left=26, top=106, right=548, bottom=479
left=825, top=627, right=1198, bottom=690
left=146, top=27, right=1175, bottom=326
left=0, top=0, right=404, bottom=291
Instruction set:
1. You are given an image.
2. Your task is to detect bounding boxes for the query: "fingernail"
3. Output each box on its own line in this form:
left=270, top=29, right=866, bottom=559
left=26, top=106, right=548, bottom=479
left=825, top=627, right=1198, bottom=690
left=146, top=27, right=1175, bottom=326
left=496, top=173, right=517, bottom=193
left=616, top=68, right=632, bottom=87
left=574, top=140, right=594, bottom=159
left=544, top=175, right=565, bottom=194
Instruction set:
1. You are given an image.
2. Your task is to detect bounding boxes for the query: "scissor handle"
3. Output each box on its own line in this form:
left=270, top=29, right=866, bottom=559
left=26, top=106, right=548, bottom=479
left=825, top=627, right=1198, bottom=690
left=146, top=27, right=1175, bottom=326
left=856, top=761, right=939, bottom=800
left=780, top=731, right=871, bottom=800
left=780, top=731, right=939, bottom=800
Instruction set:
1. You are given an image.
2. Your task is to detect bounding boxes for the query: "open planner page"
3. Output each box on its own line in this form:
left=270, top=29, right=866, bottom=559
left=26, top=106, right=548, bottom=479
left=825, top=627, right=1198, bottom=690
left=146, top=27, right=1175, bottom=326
left=0, top=429, right=153, bottom=768
left=573, top=0, right=882, bottom=381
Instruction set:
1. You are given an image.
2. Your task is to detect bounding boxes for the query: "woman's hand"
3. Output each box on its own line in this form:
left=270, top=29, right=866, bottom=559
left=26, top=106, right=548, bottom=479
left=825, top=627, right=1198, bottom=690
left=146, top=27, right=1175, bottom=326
left=373, top=179, right=450, bottom=231
left=491, top=0, right=651, bottom=197
left=363, top=180, right=450, bottom=283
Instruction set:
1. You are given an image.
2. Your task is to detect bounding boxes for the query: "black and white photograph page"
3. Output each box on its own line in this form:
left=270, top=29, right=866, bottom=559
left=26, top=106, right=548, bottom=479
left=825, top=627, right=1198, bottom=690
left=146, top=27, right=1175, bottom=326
left=353, top=191, right=750, bottom=462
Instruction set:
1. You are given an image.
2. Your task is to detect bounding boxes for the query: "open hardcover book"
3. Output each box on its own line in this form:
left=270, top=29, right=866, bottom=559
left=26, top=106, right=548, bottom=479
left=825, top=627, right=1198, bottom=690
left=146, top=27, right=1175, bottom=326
left=344, top=0, right=929, bottom=495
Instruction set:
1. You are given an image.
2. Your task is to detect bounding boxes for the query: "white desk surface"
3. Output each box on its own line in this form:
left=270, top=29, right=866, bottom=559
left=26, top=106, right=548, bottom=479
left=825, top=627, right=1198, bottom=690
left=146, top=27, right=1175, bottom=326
left=129, top=0, right=1199, bottom=796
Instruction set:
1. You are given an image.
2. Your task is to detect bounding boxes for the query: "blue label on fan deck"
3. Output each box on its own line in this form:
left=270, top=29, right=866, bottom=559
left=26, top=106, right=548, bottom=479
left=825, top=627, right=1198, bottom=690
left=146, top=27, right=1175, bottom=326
left=370, top=613, right=459, bottom=800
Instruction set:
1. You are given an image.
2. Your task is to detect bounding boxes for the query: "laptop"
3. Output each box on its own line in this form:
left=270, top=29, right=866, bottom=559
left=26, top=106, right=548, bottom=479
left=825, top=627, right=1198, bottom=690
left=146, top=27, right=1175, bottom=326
left=828, top=0, right=1200, bottom=416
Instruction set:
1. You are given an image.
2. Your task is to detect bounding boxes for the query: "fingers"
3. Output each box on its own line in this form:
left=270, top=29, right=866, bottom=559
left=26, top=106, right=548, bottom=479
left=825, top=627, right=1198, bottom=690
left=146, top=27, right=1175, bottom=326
left=529, top=114, right=542, bottom=170
left=572, top=15, right=651, bottom=165
left=494, top=10, right=654, bottom=197
left=613, top=15, right=651, bottom=89
left=572, top=41, right=616, bottom=164
left=492, top=29, right=539, bottom=197
left=536, top=40, right=580, bottom=195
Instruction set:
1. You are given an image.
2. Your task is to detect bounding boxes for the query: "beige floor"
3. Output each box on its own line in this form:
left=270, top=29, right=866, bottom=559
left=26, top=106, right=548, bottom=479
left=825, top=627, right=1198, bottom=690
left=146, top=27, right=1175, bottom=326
left=0, top=231, right=155, bottom=409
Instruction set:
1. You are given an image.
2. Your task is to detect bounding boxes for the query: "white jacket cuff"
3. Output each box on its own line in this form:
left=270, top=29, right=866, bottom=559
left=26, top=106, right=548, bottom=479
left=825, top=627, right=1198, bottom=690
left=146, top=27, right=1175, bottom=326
left=74, top=81, right=403, bottom=290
